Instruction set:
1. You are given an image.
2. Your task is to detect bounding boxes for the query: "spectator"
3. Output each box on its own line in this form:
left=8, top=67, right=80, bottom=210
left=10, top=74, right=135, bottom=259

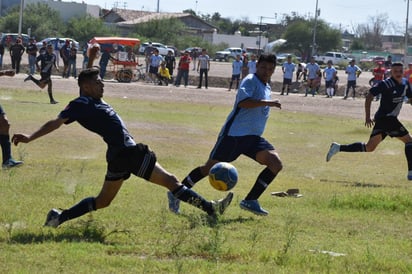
left=82, top=43, right=89, bottom=70
left=241, top=54, right=249, bottom=79
left=53, top=38, right=60, bottom=67
left=99, top=46, right=115, bottom=80
left=174, top=50, right=191, bottom=87
left=281, top=55, right=295, bottom=95
left=404, top=63, right=412, bottom=84
left=66, top=46, right=77, bottom=79
left=60, top=39, right=71, bottom=78
left=323, top=60, right=337, bottom=98
left=9, top=38, right=25, bottom=74
left=164, top=50, right=176, bottom=81
left=191, top=48, right=199, bottom=70
left=158, top=61, right=171, bottom=86
left=26, top=38, right=38, bottom=75
left=144, top=42, right=154, bottom=73
left=148, top=48, right=163, bottom=83
left=127, top=47, right=136, bottom=62
left=228, top=55, right=242, bottom=91
left=0, top=41, right=4, bottom=69
left=247, top=54, right=257, bottom=74
left=344, top=59, right=362, bottom=99
left=296, top=63, right=306, bottom=82
left=304, top=57, right=320, bottom=96
left=39, top=41, right=47, bottom=55
left=197, top=48, right=210, bottom=89
left=384, top=55, right=392, bottom=70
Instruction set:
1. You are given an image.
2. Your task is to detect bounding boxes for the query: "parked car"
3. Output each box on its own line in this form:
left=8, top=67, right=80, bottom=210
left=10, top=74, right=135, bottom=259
left=36, top=37, right=80, bottom=49
left=1, top=33, right=30, bottom=47
left=276, top=53, right=301, bottom=64
left=138, top=42, right=174, bottom=56
left=314, top=51, right=349, bottom=65
left=166, top=45, right=179, bottom=56
left=214, top=47, right=243, bottom=62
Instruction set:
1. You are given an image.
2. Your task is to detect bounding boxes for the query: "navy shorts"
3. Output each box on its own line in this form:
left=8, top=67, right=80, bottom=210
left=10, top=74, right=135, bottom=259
left=283, top=78, right=292, bottom=85
left=209, top=135, right=274, bottom=162
left=371, top=116, right=409, bottom=139
left=325, top=80, right=334, bottom=88
left=231, top=74, right=240, bottom=81
left=347, top=80, right=357, bottom=89
left=106, top=143, right=157, bottom=181
left=149, top=66, right=159, bottom=74
left=40, top=72, right=51, bottom=83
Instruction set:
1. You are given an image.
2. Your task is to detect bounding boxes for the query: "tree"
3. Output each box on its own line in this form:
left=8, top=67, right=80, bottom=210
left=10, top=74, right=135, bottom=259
left=66, top=15, right=115, bottom=45
left=352, top=14, right=389, bottom=50
left=132, top=18, right=186, bottom=45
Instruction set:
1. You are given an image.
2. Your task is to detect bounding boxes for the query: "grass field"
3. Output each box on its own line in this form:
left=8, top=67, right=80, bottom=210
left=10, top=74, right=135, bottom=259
left=1, top=87, right=412, bottom=273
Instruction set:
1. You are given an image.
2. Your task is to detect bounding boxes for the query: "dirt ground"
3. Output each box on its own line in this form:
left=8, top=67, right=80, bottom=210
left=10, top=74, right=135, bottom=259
left=2, top=53, right=412, bottom=123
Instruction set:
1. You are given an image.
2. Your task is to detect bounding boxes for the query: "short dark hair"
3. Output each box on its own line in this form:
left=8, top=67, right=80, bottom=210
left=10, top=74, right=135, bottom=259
left=78, top=67, right=100, bottom=86
left=257, top=54, right=277, bottom=65
left=391, top=62, right=403, bottom=68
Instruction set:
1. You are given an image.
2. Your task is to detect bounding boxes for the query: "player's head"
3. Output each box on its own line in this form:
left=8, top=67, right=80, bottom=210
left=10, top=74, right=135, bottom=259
left=46, top=44, right=53, bottom=53
left=390, top=62, right=403, bottom=83
left=256, top=54, right=277, bottom=83
left=78, top=67, right=104, bottom=99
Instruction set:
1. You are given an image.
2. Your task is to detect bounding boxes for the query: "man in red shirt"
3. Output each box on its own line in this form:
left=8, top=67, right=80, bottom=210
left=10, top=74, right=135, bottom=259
left=174, top=50, right=191, bottom=87
left=371, top=61, right=386, bottom=86
left=404, top=63, right=412, bottom=84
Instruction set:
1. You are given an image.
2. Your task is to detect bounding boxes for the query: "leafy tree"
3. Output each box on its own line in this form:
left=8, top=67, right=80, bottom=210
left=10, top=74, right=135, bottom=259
left=132, top=18, right=186, bottom=45
left=352, top=14, right=389, bottom=50
left=66, top=15, right=115, bottom=45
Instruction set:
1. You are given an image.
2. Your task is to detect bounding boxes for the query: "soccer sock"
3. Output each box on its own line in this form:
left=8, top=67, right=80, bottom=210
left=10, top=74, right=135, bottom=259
left=331, top=88, right=335, bottom=96
left=245, top=168, right=277, bottom=200
left=0, top=134, right=11, bottom=164
left=172, top=185, right=213, bottom=215
left=58, top=197, right=96, bottom=225
left=404, top=142, right=412, bottom=171
left=31, top=76, right=40, bottom=86
left=326, top=88, right=330, bottom=96
left=340, top=142, right=366, bottom=152
left=182, top=167, right=205, bottom=188
left=47, top=82, right=55, bottom=102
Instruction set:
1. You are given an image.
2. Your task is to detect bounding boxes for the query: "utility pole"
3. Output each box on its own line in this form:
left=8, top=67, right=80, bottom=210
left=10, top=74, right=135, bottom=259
left=157, top=0, right=160, bottom=13
left=311, top=0, right=319, bottom=57
left=18, top=0, right=24, bottom=36
left=405, top=0, right=410, bottom=62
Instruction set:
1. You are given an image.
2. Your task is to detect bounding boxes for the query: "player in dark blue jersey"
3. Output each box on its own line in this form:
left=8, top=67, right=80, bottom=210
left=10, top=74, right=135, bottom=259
left=168, top=54, right=282, bottom=216
left=12, top=67, right=233, bottom=228
left=326, top=62, right=412, bottom=180
left=24, top=44, right=59, bottom=104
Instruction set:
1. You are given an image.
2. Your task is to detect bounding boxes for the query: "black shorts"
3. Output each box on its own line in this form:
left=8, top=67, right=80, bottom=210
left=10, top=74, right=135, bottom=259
left=347, top=80, right=357, bottom=89
left=40, top=72, right=51, bottom=83
left=149, top=66, right=159, bottom=74
left=371, top=116, right=409, bottom=139
left=325, top=80, right=334, bottom=88
left=210, top=135, right=275, bottom=162
left=231, top=74, right=240, bottom=81
left=283, top=78, right=292, bottom=85
left=105, top=144, right=157, bottom=181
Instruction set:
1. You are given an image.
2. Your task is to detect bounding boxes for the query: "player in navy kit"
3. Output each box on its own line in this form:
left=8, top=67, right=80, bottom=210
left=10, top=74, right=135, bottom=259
left=12, top=67, right=233, bottom=228
left=168, top=54, right=282, bottom=216
left=326, top=62, right=412, bottom=180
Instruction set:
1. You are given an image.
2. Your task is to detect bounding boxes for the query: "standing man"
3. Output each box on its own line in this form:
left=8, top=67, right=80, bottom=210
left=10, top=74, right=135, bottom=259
left=168, top=54, right=282, bottom=216
left=247, top=54, right=257, bottom=75
left=0, top=41, right=4, bottom=69
left=323, top=60, right=337, bottom=98
left=304, top=57, right=320, bottom=96
left=66, top=46, right=77, bottom=79
left=164, top=50, right=176, bottom=82
left=384, top=55, right=392, bottom=70
left=326, top=63, right=412, bottom=180
left=281, top=55, right=295, bottom=95
left=60, top=39, right=71, bottom=78
left=344, top=59, right=362, bottom=99
left=9, top=38, right=25, bottom=74
left=24, top=44, right=59, bottom=104
left=197, top=48, right=210, bottom=89
left=228, top=55, right=243, bottom=91
left=26, top=38, right=38, bottom=75
left=12, top=68, right=233, bottom=228
left=174, top=50, right=191, bottom=87
left=148, top=49, right=163, bottom=83
left=144, top=42, right=154, bottom=73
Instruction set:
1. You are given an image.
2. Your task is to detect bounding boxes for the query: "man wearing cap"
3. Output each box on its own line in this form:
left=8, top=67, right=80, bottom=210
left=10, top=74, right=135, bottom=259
left=9, top=38, right=25, bottom=74
left=24, top=44, right=59, bottom=104
left=344, top=59, right=362, bottom=99
left=12, top=67, right=233, bottom=228
left=26, top=38, right=38, bottom=75
left=60, top=39, right=71, bottom=78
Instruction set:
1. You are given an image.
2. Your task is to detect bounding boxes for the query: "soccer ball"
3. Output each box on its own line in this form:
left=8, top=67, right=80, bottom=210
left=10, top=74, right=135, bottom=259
left=208, top=162, right=238, bottom=191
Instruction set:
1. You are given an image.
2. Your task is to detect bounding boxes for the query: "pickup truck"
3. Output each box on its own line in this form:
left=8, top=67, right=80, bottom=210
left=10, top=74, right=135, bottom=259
left=214, top=47, right=243, bottom=62
left=314, top=52, right=349, bottom=65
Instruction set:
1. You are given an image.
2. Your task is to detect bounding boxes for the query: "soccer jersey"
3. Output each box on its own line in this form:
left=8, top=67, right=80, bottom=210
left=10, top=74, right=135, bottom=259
left=150, top=54, right=163, bottom=67
left=59, top=96, right=136, bottom=149
left=305, top=63, right=320, bottom=79
left=370, top=77, right=412, bottom=119
left=219, top=74, right=271, bottom=137
left=247, top=60, right=257, bottom=74
left=232, top=60, right=243, bottom=75
left=282, top=62, right=295, bottom=80
left=36, top=52, right=56, bottom=75
left=346, top=65, right=361, bottom=81
left=323, top=66, right=337, bottom=81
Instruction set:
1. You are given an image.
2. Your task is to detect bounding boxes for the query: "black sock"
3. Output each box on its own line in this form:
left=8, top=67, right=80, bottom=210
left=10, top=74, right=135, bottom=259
left=245, top=168, right=277, bottom=200
left=405, top=143, right=412, bottom=171
left=340, top=142, right=366, bottom=152
left=0, top=134, right=11, bottom=164
left=59, top=197, right=96, bottom=225
left=182, top=167, right=205, bottom=188
left=172, top=185, right=213, bottom=215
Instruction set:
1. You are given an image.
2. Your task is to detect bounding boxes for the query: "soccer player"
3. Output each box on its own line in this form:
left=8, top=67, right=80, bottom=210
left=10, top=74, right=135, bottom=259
left=304, top=57, right=320, bottom=97
left=281, top=55, right=295, bottom=95
left=24, top=44, right=59, bottom=104
left=326, top=62, right=412, bottom=180
left=12, top=68, right=233, bottom=228
left=168, top=54, right=282, bottom=216
left=323, top=60, right=337, bottom=98
left=343, top=59, right=362, bottom=99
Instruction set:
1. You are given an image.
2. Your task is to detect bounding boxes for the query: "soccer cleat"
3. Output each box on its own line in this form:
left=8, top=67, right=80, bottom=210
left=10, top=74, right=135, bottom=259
left=50, top=100, right=59, bottom=104
left=240, top=199, right=268, bottom=216
left=167, top=191, right=180, bottom=214
left=23, top=75, right=32, bottom=82
left=44, top=208, right=61, bottom=227
left=407, top=171, right=412, bottom=181
left=211, top=192, right=234, bottom=215
left=2, top=158, right=23, bottom=169
left=326, top=142, right=340, bottom=162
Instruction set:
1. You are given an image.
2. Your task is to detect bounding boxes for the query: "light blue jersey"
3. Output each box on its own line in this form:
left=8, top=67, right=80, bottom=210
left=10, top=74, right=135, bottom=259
left=247, top=60, right=257, bottom=74
left=282, top=62, right=295, bottom=80
left=346, top=65, right=361, bottom=81
left=323, top=66, right=337, bottom=81
left=232, top=60, right=243, bottom=75
left=306, top=62, right=320, bottom=79
left=150, top=54, right=163, bottom=67
left=219, top=74, right=271, bottom=137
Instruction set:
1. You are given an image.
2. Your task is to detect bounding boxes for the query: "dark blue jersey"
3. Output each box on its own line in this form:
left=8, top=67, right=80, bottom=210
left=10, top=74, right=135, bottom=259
left=370, top=77, right=412, bottom=119
left=59, top=96, right=136, bottom=150
left=36, top=52, right=56, bottom=75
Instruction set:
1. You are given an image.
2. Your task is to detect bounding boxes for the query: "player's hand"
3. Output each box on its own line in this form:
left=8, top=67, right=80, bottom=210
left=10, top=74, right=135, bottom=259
left=271, top=100, right=281, bottom=109
left=11, top=134, right=30, bottom=146
left=365, top=117, right=374, bottom=128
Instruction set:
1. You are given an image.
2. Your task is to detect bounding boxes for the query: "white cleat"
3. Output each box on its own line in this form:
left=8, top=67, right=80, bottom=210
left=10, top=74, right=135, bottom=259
left=326, top=142, right=340, bottom=162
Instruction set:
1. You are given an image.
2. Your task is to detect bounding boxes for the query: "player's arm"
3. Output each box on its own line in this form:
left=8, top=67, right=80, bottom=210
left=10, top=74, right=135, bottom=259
left=12, top=117, right=68, bottom=145
left=364, top=93, right=374, bottom=127
left=238, top=98, right=281, bottom=109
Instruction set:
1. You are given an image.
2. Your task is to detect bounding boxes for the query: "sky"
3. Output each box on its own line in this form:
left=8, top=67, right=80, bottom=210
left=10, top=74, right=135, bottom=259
left=81, top=0, right=410, bottom=34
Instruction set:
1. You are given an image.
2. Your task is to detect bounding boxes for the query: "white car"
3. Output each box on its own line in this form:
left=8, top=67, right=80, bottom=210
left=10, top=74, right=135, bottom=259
left=139, top=42, right=174, bottom=56
left=36, top=37, right=80, bottom=49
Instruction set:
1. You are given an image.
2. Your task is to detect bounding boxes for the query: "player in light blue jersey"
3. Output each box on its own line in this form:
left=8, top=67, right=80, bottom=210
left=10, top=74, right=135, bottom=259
left=344, top=59, right=362, bottom=99
left=168, top=54, right=282, bottom=216
left=322, top=60, right=337, bottom=98
left=228, top=55, right=243, bottom=91
left=304, top=57, right=321, bottom=96
left=281, top=55, right=295, bottom=95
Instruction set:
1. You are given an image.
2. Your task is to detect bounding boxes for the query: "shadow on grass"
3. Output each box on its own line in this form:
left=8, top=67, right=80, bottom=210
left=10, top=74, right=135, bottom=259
left=319, top=178, right=402, bottom=188
left=180, top=213, right=255, bottom=229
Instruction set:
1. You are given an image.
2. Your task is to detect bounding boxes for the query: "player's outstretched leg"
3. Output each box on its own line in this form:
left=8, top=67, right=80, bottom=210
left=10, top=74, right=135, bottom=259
left=326, top=142, right=340, bottom=162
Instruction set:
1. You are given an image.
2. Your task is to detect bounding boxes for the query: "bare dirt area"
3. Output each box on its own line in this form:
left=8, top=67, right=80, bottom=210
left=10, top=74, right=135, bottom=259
left=2, top=54, right=412, bottom=122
